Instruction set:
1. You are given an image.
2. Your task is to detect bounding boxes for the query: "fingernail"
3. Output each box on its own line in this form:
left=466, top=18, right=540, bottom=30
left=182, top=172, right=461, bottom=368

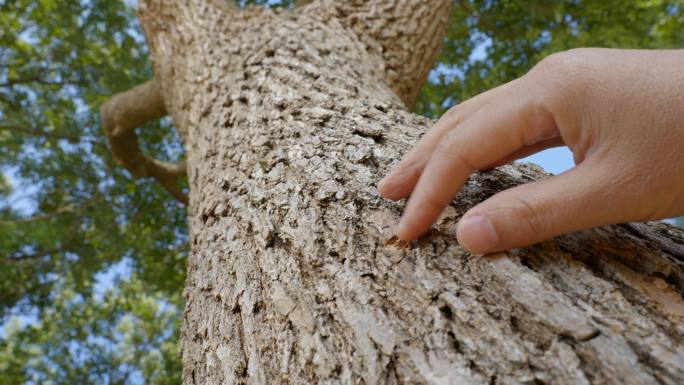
left=377, top=176, right=398, bottom=200
left=389, top=222, right=399, bottom=238
left=457, top=216, right=499, bottom=253
left=394, top=215, right=404, bottom=236
left=393, top=213, right=411, bottom=240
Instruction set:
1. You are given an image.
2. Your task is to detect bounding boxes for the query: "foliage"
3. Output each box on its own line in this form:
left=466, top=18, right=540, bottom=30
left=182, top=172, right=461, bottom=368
left=0, top=0, right=682, bottom=383
left=0, top=0, right=186, bottom=383
left=415, top=0, right=684, bottom=117
left=0, top=273, right=181, bottom=385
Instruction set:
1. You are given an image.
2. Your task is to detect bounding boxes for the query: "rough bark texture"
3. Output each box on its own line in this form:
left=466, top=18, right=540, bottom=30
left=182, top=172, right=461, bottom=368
left=131, top=1, right=684, bottom=384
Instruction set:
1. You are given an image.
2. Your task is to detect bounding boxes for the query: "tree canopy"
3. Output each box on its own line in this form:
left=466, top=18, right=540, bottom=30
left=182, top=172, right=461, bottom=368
left=1, top=0, right=682, bottom=383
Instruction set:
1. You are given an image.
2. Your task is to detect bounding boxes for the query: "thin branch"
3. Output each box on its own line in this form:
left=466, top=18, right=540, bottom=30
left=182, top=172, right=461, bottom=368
left=100, top=77, right=187, bottom=204
left=456, top=0, right=497, bottom=33
left=294, top=0, right=314, bottom=7
left=0, top=94, right=24, bottom=110
left=2, top=204, right=77, bottom=225
left=0, top=75, right=85, bottom=88
left=0, top=196, right=101, bottom=226
left=4, top=248, right=57, bottom=263
left=0, top=123, right=81, bottom=142
left=0, top=59, right=30, bottom=69
left=0, top=123, right=106, bottom=146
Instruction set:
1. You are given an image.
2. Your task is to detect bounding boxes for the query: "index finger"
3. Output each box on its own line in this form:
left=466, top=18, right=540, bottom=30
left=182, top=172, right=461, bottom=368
left=395, top=93, right=558, bottom=241
left=378, top=81, right=514, bottom=201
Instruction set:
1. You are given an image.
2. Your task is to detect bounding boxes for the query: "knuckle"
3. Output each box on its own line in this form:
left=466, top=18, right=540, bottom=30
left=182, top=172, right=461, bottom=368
left=536, top=49, right=588, bottom=75
left=531, top=49, right=593, bottom=90
left=436, top=105, right=465, bottom=130
left=518, top=97, right=557, bottom=146
left=436, top=131, right=479, bottom=171
left=508, top=195, right=549, bottom=237
left=528, top=49, right=596, bottom=111
left=388, top=160, right=418, bottom=183
left=421, top=192, right=448, bottom=215
left=442, top=104, right=461, bottom=120
left=436, top=129, right=459, bottom=153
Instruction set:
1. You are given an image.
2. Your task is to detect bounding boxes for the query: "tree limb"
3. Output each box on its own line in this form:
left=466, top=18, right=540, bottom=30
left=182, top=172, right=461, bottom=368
left=4, top=248, right=57, bottom=263
left=305, top=0, right=453, bottom=108
left=0, top=75, right=85, bottom=87
left=456, top=0, right=496, bottom=32
left=294, top=0, right=314, bottom=7
left=0, top=204, right=77, bottom=225
left=0, top=123, right=82, bottom=142
left=0, top=195, right=102, bottom=226
left=100, top=78, right=187, bottom=204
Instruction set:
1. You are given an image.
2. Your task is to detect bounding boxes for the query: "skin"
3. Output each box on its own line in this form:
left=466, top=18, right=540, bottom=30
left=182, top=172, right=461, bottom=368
left=378, top=48, right=684, bottom=253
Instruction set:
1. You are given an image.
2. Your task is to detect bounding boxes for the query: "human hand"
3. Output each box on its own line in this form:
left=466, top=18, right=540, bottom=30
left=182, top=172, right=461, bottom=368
left=378, top=48, right=684, bottom=253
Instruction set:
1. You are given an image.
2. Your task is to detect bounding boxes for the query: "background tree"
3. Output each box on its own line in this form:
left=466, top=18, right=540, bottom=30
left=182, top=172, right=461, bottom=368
left=0, top=0, right=186, bottom=383
left=0, top=0, right=682, bottom=384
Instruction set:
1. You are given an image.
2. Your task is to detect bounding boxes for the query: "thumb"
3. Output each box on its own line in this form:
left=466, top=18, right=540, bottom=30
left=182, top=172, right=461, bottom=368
left=457, top=160, right=627, bottom=253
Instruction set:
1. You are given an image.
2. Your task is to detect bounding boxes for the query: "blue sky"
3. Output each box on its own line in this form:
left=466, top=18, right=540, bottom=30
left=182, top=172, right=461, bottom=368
left=433, top=35, right=577, bottom=175
left=521, top=146, right=574, bottom=174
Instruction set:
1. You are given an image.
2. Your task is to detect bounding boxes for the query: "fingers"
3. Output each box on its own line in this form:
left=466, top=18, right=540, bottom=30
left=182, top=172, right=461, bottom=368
left=376, top=113, right=456, bottom=201
left=394, top=94, right=558, bottom=241
left=482, top=136, right=565, bottom=170
left=456, top=158, right=624, bottom=253
left=377, top=81, right=514, bottom=201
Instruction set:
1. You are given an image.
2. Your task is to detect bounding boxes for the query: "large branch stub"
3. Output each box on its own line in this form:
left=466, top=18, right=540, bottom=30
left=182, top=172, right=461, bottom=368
left=100, top=78, right=187, bottom=203
left=306, top=0, right=453, bottom=108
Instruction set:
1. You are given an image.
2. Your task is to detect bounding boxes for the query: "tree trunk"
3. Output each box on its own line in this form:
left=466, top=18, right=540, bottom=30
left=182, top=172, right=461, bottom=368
left=129, top=1, right=684, bottom=384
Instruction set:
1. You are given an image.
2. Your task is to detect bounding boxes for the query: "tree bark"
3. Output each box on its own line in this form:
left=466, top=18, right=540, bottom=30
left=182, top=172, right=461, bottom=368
left=129, top=1, right=684, bottom=384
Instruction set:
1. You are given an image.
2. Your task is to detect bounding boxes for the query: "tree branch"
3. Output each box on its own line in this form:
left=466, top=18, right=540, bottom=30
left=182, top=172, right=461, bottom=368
left=4, top=248, right=57, bottom=263
left=0, top=204, right=78, bottom=225
left=0, top=75, right=85, bottom=87
left=305, top=0, right=453, bottom=108
left=456, top=0, right=496, bottom=32
left=294, top=0, right=314, bottom=7
left=0, top=123, right=82, bottom=142
left=0, top=196, right=101, bottom=226
left=100, top=77, right=187, bottom=204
